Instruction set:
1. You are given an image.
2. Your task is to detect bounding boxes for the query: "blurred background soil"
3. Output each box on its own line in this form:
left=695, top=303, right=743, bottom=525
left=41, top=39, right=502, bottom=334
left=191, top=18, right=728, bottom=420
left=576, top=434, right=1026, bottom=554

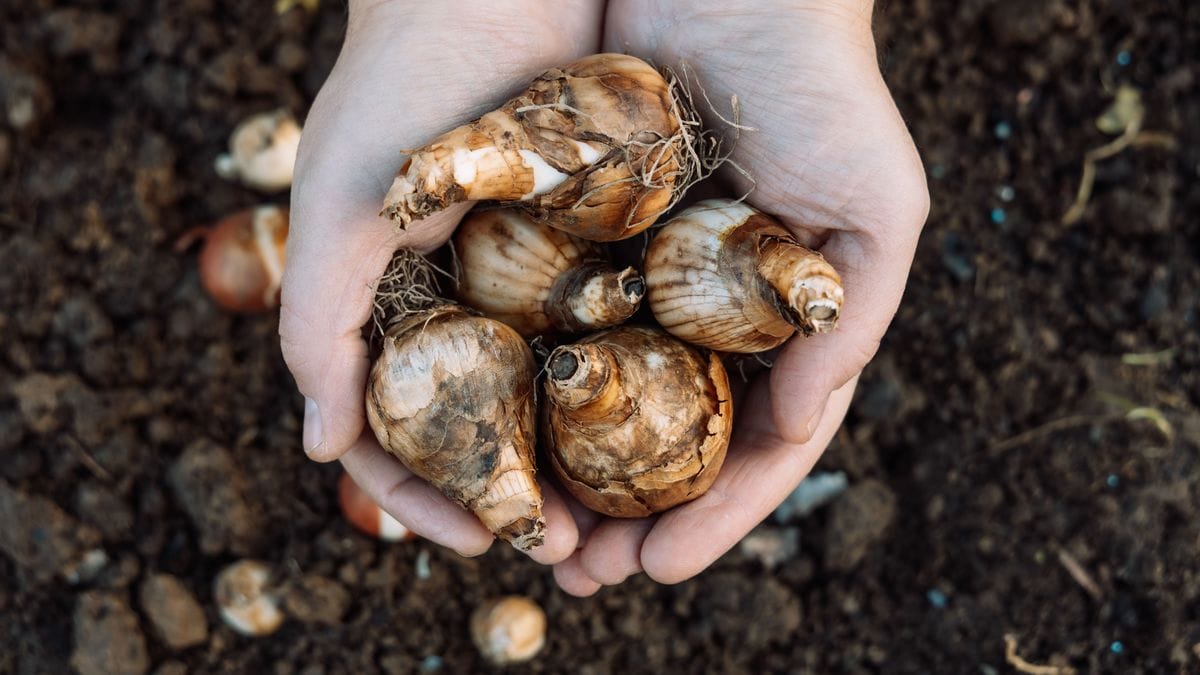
left=1, top=0, right=1197, bottom=673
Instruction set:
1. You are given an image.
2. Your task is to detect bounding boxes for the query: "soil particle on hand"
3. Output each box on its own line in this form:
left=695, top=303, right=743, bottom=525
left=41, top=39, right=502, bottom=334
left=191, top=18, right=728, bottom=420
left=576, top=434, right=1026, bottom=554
left=823, top=479, right=898, bottom=572
left=167, top=439, right=265, bottom=556
left=71, top=591, right=150, bottom=675
left=283, top=574, right=351, bottom=625
left=139, top=573, right=209, bottom=650
left=0, top=480, right=103, bottom=585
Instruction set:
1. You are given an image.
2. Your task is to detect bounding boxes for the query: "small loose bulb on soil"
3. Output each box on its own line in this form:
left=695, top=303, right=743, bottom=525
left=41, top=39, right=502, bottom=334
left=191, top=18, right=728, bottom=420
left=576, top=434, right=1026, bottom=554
left=193, top=205, right=289, bottom=313
left=454, top=208, right=644, bottom=337
left=213, top=560, right=284, bottom=637
left=470, top=596, right=547, bottom=666
left=337, top=471, right=416, bottom=542
left=365, top=252, right=545, bottom=552
left=382, top=53, right=706, bottom=241
left=542, top=326, right=732, bottom=517
left=215, top=109, right=301, bottom=192
left=645, top=199, right=844, bottom=353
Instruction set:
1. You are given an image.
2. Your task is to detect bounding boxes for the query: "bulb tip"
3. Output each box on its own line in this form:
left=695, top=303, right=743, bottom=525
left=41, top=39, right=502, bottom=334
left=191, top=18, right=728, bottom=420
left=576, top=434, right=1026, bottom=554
left=621, top=277, right=646, bottom=301
left=804, top=300, right=840, bottom=332
left=549, top=351, right=579, bottom=381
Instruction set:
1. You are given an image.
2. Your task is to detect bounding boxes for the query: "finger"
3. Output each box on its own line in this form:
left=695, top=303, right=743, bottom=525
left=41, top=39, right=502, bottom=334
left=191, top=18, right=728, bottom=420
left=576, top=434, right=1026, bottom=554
left=524, top=480, right=579, bottom=566
left=553, top=552, right=603, bottom=598
left=339, top=432, right=495, bottom=557
left=579, top=517, right=654, bottom=586
left=640, top=375, right=857, bottom=584
left=563, top=492, right=602, bottom=544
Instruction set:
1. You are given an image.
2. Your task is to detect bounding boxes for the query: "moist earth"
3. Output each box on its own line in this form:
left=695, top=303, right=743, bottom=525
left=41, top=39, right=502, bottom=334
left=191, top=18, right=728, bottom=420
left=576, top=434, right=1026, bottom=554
left=1, top=0, right=1198, bottom=673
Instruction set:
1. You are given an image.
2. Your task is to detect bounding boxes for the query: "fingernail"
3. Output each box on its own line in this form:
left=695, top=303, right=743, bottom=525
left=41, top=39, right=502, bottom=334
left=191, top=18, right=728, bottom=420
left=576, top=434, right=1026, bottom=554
left=802, top=396, right=830, bottom=441
left=303, top=397, right=324, bottom=454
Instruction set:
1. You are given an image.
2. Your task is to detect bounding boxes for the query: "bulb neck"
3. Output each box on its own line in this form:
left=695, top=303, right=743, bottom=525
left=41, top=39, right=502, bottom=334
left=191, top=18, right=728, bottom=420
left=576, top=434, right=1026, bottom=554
left=545, top=344, right=635, bottom=428
left=546, top=263, right=644, bottom=333
left=755, top=237, right=844, bottom=335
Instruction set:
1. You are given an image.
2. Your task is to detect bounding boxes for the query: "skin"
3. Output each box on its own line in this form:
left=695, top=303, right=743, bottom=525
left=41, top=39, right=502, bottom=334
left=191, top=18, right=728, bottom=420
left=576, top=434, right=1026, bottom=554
left=280, top=0, right=928, bottom=592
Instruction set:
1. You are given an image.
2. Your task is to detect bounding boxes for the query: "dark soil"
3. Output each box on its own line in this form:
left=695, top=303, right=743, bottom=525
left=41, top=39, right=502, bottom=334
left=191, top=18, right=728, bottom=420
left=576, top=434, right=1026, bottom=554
left=2, top=0, right=1198, bottom=673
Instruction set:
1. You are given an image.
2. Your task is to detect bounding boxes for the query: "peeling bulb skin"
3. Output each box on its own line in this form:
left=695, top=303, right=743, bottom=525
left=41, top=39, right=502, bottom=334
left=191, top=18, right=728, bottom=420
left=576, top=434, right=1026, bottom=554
left=198, top=205, right=289, bottom=313
left=542, top=327, right=733, bottom=517
left=215, top=109, right=301, bottom=192
left=645, top=199, right=844, bottom=353
left=382, top=54, right=694, bottom=241
left=454, top=209, right=644, bottom=337
left=365, top=304, right=545, bottom=551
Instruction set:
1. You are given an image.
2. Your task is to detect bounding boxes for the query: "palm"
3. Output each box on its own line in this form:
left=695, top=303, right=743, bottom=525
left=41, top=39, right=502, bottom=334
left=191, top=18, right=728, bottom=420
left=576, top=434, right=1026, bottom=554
left=550, top=0, right=929, bottom=594
left=282, top=1, right=607, bottom=564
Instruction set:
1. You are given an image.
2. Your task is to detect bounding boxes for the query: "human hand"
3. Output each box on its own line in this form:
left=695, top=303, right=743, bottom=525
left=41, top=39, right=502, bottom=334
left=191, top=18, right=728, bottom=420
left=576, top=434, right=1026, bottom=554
left=279, top=0, right=604, bottom=563
left=552, top=0, right=929, bottom=595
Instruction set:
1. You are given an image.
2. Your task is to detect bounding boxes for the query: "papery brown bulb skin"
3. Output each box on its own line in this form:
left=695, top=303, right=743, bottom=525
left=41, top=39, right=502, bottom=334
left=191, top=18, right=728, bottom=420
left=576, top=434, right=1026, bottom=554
left=382, top=54, right=688, bottom=241
left=645, top=199, right=843, bottom=353
left=470, top=596, right=547, bottom=665
left=542, top=327, right=732, bottom=518
left=365, top=305, right=545, bottom=551
left=454, top=209, right=644, bottom=337
left=198, top=205, right=289, bottom=313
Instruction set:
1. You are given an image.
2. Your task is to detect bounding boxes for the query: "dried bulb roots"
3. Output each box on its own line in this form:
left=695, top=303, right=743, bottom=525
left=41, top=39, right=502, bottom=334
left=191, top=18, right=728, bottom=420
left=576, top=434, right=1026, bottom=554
left=382, top=53, right=699, bottom=241
left=454, top=209, right=644, bottom=337
left=645, top=199, right=843, bottom=353
left=542, top=327, right=732, bottom=517
left=366, top=301, right=545, bottom=552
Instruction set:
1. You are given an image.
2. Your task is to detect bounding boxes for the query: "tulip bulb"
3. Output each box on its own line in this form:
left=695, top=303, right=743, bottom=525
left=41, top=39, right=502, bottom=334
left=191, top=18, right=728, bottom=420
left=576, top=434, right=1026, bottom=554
left=215, top=109, right=301, bottom=192
left=196, top=205, right=289, bottom=313
left=382, top=53, right=702, bottom=241
left=470, top=596, right=547, bottom=665
left=337, top=472, right=416, bottom=542
left=454, top=209, right=644, bottom=337
left=645, top=199, right=844, bottom=353
left=542, top=327, right=732, bottom=517
left=366, top=291, right=544, bottom=551
left=214, top=560, right=284, bottom=637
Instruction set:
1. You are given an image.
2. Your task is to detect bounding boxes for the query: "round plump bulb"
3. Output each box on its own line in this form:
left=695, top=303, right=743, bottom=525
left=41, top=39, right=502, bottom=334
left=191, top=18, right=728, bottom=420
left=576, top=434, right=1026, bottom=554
left=214, top=560, right=284, bottom=637
left=470, top=596, right=547, bottom=665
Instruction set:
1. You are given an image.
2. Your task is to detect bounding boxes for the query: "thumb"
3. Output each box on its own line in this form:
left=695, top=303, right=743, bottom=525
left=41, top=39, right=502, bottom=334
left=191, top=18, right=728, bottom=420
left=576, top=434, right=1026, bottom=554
left=278, top=68, right=467, bottom=461
left=768, top=224, right=920, bottom=443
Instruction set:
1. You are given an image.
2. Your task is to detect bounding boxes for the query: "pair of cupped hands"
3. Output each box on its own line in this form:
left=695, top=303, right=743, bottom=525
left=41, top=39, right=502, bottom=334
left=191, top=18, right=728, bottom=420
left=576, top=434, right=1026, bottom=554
left=280, top=0, right=928, bottom=596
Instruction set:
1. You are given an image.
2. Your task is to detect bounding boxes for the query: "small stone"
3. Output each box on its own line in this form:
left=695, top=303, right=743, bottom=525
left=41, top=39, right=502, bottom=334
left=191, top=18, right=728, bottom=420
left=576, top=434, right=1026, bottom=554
left=154, top=661, right=188, bottom=675
left=76, top=481, right=134, bottom=540
left=0, top=480, right=102, bottom=584
left=140, top=574, right=209, bottom=650
left=283, top=575, right=350, bottom=625
left=823, top=479, right=898, bottom=571
left=0, top=56, right=53, bottom=132
left=168, top=440, right=264, bottom=556
left=71, top=591, right=150, bottom=675
left=987, top=0, right=1063, bottom=46
left=774, top=472, right=849, bottom=522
